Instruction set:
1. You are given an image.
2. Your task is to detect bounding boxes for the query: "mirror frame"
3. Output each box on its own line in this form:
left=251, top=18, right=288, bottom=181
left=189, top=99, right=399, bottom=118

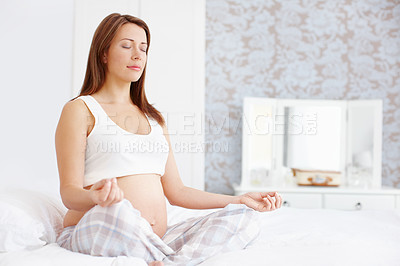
left=241, top=97, right=382, bottom=189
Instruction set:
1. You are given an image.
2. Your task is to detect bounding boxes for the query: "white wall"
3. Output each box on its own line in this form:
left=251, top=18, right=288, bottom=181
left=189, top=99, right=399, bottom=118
left=0, top=0, right=74, bottom=197
left=0, top=0, right=205, bottom=197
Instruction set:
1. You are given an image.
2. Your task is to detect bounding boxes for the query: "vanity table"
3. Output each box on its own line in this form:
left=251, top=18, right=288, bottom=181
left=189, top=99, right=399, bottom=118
left=234, top=97, right=400, bottom=210
left=234, top=185, right=400, bottom=210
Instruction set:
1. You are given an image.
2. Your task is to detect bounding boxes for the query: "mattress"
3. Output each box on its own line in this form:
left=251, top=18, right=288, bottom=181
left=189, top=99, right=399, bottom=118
left=1, top=200, right=400, bottom=265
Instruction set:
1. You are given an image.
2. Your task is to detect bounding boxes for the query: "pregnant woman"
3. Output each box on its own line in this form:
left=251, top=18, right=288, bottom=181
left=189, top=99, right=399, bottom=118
left=55, top=13, right=282, bottom=266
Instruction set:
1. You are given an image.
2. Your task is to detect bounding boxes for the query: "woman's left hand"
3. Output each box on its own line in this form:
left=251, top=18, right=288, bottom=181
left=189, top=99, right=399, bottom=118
left=238, top=191, right=282, bottom=212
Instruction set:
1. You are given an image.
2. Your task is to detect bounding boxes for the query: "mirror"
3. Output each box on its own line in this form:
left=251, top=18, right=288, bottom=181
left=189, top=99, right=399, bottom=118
left=283, top=105, right=343, bottom=172
left=241, top=98, right=382, bottom=189
left=346, top=101, right=382, bottom=188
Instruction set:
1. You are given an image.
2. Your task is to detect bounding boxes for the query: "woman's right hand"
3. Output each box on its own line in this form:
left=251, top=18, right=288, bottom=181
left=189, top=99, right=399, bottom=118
left=89, top=178, right=124, bottom=207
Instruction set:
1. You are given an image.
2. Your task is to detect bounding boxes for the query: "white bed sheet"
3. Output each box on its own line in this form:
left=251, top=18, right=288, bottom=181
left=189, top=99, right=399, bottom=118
left=1, top=205, right=400, bottom=266
left=200, top=207, right=400, bottom=266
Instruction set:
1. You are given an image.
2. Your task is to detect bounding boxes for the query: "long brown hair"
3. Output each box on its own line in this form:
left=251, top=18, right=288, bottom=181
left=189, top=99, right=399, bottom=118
left=72, top=13, right=164, bottom=126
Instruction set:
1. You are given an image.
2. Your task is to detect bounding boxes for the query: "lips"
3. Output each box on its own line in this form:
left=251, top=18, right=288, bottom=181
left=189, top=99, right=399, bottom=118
left=127, top=65, right=141, bottom=71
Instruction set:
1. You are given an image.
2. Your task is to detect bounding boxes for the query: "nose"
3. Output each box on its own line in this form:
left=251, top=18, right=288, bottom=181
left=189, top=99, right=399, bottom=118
left=131, top=46, right=144, bottom=61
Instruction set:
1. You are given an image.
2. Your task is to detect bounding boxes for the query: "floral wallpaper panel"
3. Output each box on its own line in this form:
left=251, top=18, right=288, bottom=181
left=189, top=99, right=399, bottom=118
left=205, top=0, right=400, bottom=194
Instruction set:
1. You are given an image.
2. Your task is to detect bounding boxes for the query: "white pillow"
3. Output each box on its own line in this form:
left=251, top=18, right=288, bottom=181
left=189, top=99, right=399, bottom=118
left=0, top=188, right=67, bottom=252
left=0, top=201, right=46, bottom=251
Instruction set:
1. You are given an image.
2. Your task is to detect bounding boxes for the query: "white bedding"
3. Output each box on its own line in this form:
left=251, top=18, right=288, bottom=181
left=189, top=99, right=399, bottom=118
left=1, top=202, right=400, bottom=266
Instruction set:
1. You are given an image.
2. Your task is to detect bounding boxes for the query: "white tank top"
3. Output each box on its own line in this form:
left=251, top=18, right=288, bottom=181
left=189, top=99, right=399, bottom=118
left=76, top=95, right=169, bottom=187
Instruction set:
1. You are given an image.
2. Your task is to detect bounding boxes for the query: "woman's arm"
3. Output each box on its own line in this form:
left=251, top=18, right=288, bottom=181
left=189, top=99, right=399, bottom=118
left=55, top=100, right=124, bottom=211
left=55, top=99, right=95, bottom=211
left=160, top=125, right=282, bottom=212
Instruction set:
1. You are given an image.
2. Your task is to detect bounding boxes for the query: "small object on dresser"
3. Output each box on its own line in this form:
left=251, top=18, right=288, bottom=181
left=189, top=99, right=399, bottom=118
left=292, top=168, right=341, bottom=187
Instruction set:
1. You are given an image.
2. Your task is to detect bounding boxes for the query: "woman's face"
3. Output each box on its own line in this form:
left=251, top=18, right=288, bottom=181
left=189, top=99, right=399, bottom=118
left=105, top=23, right=148, bottom=83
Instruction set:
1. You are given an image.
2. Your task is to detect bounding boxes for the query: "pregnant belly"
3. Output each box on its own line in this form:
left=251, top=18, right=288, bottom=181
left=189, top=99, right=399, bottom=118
left=63, top=174, right=168, bottom=238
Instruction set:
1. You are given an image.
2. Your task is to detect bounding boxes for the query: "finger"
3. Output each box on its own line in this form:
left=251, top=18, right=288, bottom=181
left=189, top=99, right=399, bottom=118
left=118, top=188, right=124, bottom=202
left=97, top=183, right=111, bottom=207
left=115, top=188, right=124, bottom=202
left=266, top=195, right=276, bottom=210
left=275, top=193, right=280, bottom=209
left=112, top=179, right=123, bottom=203
left=259, top=191, right=277, bottom=198
left=276, top=194, right=282, bottom=208
left=91, top=178, right=108, bottom=190
left=114, top=189, right=121, bottom=202
left=112, top=185, right=123, bottom=203
left=99, top=179, right=112, bottom=202
left=105, top=181, right=118, bottom=205
left=262, top=196, right=273, bottom=211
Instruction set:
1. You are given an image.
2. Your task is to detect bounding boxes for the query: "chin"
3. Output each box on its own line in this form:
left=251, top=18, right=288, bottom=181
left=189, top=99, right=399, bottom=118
left=130, top=78, right=141, bottom=83
left=129, top=74, right=143, bottom=82
left=121, top=76, right=141, bottom=83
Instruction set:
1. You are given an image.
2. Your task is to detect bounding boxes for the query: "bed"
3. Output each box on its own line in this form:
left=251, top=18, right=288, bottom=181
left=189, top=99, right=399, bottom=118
left=1, top=188, right=400, bottom=266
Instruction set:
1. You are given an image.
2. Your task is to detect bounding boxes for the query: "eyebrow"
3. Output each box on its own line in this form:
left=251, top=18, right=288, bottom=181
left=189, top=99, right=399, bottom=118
left=120, top=38, right=147, bottom=45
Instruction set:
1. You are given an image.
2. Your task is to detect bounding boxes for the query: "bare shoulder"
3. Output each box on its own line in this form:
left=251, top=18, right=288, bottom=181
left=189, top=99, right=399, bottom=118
left=56, top=98, right=94, bottom=137
left=62, top=98, right=91, bottom=118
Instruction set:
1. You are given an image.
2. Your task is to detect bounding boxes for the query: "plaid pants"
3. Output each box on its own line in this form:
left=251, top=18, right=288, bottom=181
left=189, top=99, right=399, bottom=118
left=57, top=199, right=260, bottom=265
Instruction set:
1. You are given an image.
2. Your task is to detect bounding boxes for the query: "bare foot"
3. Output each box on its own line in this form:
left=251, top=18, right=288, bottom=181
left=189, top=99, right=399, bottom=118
left=148, top=261, right=164, bottom=266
